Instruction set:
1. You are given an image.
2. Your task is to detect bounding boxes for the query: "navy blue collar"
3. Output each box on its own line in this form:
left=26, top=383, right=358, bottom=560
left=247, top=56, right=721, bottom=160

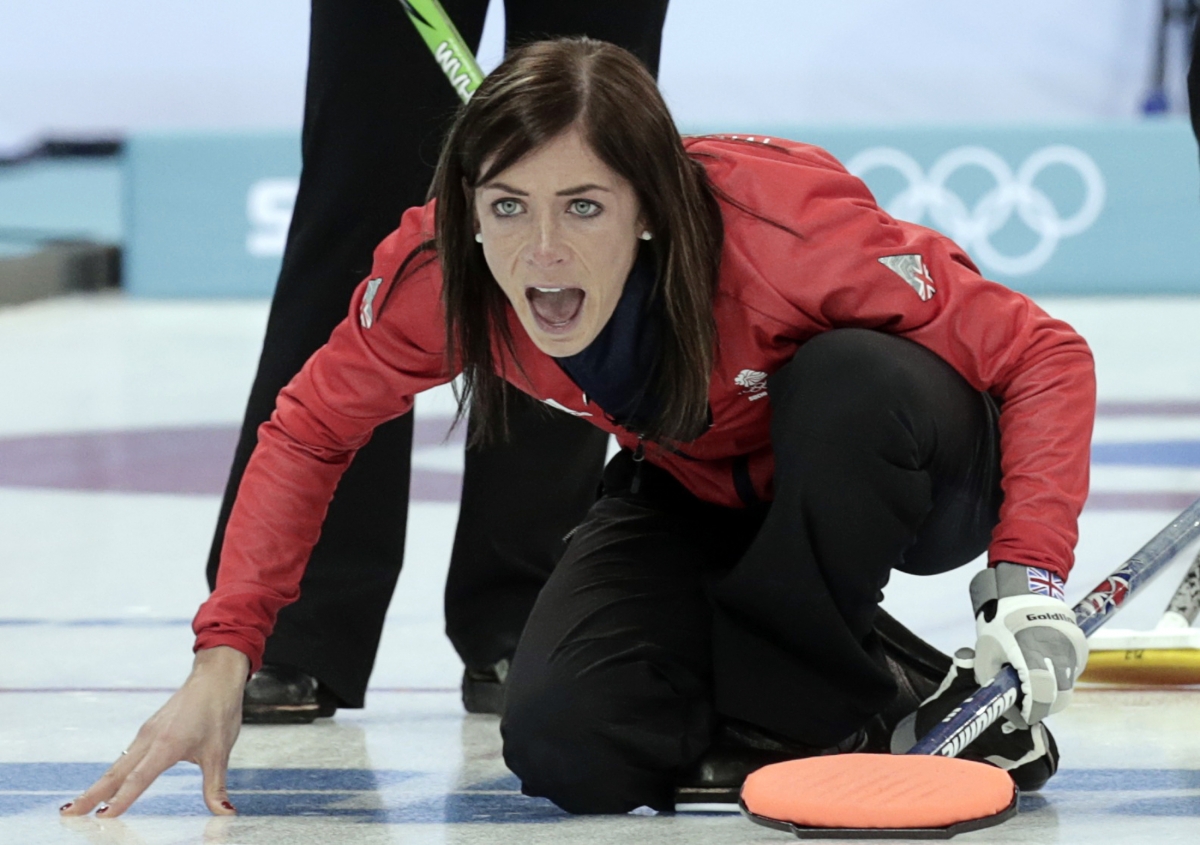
left=556, top=245, right=662, bottom=433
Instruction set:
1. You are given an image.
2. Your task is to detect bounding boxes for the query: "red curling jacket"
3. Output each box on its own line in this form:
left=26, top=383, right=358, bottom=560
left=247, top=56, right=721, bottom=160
left=194, top=136, right=1095, bottom=671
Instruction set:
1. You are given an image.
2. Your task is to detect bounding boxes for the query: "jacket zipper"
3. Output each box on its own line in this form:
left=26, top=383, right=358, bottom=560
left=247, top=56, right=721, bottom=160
left=630, top=437, right=646, bottom=495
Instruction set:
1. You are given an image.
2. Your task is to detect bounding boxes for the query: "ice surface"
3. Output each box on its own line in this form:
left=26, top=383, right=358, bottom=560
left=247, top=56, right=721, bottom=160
left=2, top=294, right=1198, bottom=843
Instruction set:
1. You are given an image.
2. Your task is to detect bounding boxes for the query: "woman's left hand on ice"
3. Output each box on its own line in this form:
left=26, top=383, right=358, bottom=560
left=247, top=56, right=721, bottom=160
left=970, top=562, right=1089, bottom=726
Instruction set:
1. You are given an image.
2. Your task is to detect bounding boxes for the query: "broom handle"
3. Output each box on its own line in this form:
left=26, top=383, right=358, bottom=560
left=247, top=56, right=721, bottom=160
left=1163, top=549, right=1200, bottom=626
left=397, top=0, right=485, bottom=103
left=910, top=495, right=1200, bottom=757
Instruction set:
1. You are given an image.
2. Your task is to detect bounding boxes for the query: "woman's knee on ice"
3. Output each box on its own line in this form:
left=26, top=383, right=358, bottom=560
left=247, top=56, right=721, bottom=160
left=501, top=657, right=699, bottom=814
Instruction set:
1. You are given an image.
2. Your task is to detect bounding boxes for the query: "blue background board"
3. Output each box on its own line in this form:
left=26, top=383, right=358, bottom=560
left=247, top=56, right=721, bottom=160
left=123, top=132, right=300, bottom=297
left=0, top=159, right=122, bottom=257
left=120, top=121, right=1200, bottom=297
left=691, top=120, right=1200, bottom=295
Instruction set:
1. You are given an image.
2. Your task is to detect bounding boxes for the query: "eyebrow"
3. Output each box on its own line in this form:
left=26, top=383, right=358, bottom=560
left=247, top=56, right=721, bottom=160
left=481, top=181, right=613, bottom=196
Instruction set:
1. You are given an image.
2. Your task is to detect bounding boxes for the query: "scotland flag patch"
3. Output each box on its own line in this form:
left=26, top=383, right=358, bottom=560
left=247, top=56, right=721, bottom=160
left=1027, top=566, right=1065, bottom=601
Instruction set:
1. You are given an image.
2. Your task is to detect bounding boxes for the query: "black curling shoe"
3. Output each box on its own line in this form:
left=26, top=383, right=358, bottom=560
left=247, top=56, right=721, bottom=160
left=674, top=719, right=870, bottom=807
left=461, top=658, right=509, bottom=715
left=242, top=664, right=339, bottom=725
left=674, top=609, right=954, bottom=807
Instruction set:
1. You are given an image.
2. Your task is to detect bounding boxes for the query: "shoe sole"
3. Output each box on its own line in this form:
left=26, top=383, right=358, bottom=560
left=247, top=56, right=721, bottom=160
left=242, top=703, right=321, bottom=725
left=674, top=786, right=740, bottom=813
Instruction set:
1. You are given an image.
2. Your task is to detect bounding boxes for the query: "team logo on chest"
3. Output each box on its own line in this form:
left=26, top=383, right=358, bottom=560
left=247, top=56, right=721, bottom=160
left=735, top=369, right=769, bottom=401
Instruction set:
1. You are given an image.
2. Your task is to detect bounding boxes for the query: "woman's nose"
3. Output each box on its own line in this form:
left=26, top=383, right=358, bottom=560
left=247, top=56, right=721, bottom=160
left=526, top=219, right=568, bottom=266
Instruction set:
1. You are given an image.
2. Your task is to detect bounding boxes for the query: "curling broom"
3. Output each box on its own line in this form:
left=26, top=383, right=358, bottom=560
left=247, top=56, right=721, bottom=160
left=1081, top=547, right=1200, bottom=685
left=397, top=0, right=485, bottom=103
left=740, top=495, right=1200, bottom=838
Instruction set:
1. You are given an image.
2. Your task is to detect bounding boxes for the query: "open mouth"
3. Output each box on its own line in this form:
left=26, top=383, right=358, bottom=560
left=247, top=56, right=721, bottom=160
left=525, top=286, right=585, bottom=335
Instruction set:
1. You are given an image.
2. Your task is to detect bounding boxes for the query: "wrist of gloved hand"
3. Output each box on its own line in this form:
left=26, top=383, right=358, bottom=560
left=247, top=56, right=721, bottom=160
left=970, top=562, right=1088, bottom=725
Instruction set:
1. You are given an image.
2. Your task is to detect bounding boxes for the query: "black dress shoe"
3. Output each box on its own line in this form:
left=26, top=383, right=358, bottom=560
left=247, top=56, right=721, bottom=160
left=461, top=658, right=509, bottom=715
left=674, top=719, right=869, bottom=807
left=242, top=664, right=339, bottom=725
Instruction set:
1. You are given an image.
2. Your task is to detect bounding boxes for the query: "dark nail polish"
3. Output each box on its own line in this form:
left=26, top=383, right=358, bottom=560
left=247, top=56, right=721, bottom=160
left=221, top=801, right=235, bottom=811
left=59, top=802, right=73, bottom=812
left=96, top=806, right=109, bottom=815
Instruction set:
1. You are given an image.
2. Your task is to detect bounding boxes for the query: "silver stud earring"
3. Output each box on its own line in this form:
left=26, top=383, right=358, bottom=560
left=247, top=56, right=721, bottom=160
left=639, top=231, right=653, bottom=241
left=475, top=232, right=483, bottom=243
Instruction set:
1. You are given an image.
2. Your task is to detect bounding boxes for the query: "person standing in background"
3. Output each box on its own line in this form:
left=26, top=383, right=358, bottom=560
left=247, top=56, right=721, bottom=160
left=1189, top=16, right=1199, bottom=149
left=212, top=0, right=671, bottom=723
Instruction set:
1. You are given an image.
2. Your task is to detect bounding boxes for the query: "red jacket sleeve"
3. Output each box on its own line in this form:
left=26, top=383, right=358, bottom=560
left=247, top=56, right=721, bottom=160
left=718, top=141, right=1095, bottom=579
left=192, top=208, right=456, bottom=670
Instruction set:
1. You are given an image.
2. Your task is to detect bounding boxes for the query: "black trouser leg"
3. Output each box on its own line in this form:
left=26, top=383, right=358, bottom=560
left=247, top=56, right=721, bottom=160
left=206, top=0, right=489, bottom=707
left=446, top=393, right=609, bottom=669
left=503, top=330, right=1000, bottom=812
left=502, top=483, right=764, bottom=814
left=505, top=0, right=670, bottom=73
left=712, top=329, right=1003, bottom=746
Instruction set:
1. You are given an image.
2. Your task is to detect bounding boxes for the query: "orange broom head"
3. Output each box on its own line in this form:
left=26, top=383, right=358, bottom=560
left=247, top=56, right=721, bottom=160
left=741, top=754, right=1017, bottom=838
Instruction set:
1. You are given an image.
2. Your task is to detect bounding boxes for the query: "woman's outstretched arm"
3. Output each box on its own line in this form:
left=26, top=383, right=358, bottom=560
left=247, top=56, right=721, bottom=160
left=60, top=646, right=249, bottom=818
left=60, top=211, right=451, bottom=818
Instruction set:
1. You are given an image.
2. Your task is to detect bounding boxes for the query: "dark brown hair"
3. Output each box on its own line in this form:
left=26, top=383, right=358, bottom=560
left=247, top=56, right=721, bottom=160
left=430, top=37, right=724, bottom=445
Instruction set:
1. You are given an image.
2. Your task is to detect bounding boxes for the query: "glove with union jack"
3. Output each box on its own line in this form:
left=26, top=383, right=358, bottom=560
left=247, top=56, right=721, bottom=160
left=970, top=562, right=1089, bottom=726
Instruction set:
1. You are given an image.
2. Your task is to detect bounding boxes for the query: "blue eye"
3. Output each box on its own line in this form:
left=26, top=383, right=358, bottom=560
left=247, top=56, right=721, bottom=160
left=493, top=199, right=523, bottom=216
left=569, top=199, right=601, bottom=217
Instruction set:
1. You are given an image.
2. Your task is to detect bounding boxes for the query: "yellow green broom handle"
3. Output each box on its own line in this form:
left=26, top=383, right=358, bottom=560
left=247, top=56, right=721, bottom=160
left=397, top=0, right=485, bottom=102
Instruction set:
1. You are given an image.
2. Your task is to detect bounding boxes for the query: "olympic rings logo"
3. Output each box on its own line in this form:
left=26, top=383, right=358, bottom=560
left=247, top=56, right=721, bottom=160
left=845, top=146, right=1106, bottom=276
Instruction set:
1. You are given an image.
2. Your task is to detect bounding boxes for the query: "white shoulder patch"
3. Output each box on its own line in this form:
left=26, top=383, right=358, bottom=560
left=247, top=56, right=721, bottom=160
left=359, top=277, right=384, bottom=328
left=879, top=255, right=936, bottom=302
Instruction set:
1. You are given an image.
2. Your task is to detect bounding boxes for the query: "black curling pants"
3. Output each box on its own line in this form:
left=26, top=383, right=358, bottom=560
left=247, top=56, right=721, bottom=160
left=206, top=0, right=670, bottom=707
left=501, top=330, right=1005, bottom=814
